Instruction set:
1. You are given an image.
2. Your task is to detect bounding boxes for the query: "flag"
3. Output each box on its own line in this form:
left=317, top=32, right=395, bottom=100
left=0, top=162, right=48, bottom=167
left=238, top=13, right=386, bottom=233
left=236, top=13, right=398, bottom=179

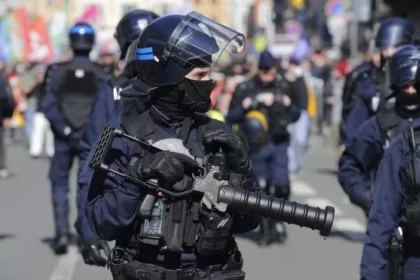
left=11, top=8, right=31, bottom=62
left=27, top=16, right=54, bottom=62
left=76, top=5, right=99, bottom=24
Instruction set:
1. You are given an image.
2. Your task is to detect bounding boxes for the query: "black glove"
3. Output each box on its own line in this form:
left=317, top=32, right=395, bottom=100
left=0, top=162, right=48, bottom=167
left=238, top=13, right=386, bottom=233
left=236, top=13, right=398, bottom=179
left=203, top=130, right=252, bottom=175
left=139, top=151, right=199, bottom=188
left=80, top=236, right=110, bottom=267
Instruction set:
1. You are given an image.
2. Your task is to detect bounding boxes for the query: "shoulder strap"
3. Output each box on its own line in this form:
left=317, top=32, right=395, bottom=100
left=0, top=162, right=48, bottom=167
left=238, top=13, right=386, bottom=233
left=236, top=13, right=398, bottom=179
left=404, top=127, right=420, bottom=149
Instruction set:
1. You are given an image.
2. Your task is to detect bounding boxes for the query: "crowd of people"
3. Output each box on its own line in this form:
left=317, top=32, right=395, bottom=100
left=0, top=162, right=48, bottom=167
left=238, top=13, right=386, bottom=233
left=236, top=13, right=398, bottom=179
left=0, top=29, right=347, bottom=180
left=4, top=6, right=420, bottom=280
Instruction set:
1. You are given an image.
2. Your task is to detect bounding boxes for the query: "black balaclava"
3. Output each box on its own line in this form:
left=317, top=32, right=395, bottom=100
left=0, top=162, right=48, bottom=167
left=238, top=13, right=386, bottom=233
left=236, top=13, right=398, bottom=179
left=152, top=78, right=215, bottom=122
left=395, top=88, right=420, bottom=118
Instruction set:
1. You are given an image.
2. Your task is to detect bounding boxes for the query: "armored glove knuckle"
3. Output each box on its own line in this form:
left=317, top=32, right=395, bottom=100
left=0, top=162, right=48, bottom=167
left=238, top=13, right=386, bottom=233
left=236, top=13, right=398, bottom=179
left=140, top=151, right=187, bottom=187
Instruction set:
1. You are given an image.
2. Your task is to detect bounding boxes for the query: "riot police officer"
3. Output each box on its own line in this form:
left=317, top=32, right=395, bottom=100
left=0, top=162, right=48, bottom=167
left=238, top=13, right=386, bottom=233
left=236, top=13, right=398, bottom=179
left=227, top=50, right=301, bottom=245
left=85, top=12, right=260, bottom=280
left=76, top=10, right=160, bottom=266
left=338, top=45, right=420, bottom=216
left=360, top=55, right=420, bottom=280
left=339, top=34, right=373, bottom=149
left=42, top=22, right=106, bottom=254
left=343, top=17, right=414, bottom=146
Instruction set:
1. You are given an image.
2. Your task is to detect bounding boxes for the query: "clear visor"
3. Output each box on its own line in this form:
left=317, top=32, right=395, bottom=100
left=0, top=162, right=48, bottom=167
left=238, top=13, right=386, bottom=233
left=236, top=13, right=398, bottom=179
left=393, top=54, right=420, bottom=87
left=164, top=11, right=245, bottom=73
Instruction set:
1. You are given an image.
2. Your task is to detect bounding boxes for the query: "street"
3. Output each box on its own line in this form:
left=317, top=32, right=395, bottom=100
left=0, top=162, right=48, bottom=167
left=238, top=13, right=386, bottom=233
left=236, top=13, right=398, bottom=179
left=0, top=134, right=365, bottom=280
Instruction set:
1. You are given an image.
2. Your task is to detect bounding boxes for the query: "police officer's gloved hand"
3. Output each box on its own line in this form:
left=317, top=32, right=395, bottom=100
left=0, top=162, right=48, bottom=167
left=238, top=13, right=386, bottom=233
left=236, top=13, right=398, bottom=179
left=80, top=236, right=110, bottom=267
left=203, top=130, right=252, bottom=177
left=139, top=151, right=199, bottom=188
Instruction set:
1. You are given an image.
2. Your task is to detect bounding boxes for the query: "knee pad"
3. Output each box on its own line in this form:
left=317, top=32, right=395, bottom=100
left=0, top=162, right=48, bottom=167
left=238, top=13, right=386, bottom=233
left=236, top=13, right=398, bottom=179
left=274, top=185, right=290, bottom=200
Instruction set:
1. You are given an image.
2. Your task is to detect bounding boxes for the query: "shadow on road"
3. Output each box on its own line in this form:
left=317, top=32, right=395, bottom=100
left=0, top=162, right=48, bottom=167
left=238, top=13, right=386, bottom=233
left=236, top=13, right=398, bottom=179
left=315, top=167, right=338, bottom=177
left=236, top=231, right=261, bottom=243
left=328, top=230, right=365, bottom=243
left=41, top=234, right=81, bottom=254
left=0, top=233, right=14, bottom=242
left=236, top=230, right=287, bottom=247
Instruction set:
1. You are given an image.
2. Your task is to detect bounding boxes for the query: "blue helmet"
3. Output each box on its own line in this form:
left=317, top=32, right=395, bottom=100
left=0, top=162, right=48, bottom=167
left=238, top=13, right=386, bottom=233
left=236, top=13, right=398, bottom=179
left=134, top=11, right=245, bottom=89
left=389, top=44, right=420, bottom=88
left=375, top=17, right=414, bottom=51
left=115, top=9, right=159, bottom=59
left=68, top=22, right=95, bottom=51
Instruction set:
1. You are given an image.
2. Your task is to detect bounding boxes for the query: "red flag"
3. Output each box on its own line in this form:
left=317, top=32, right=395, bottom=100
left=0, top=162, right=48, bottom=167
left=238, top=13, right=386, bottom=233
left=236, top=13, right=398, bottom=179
left=27, top=16, right=54, bottom=62
left=12, top=8, right=31, bottom=62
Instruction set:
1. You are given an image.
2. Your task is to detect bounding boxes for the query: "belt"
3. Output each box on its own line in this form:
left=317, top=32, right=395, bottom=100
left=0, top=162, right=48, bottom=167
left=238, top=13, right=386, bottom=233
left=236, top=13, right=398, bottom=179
left=124, top=262, right=199, bottom=280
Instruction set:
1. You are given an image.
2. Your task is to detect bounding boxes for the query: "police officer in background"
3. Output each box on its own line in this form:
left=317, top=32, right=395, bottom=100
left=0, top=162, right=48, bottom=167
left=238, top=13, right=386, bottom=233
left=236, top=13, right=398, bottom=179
left=227, top=50, right=301, bottom=245
left=76, top=9, right=159, bottom=267
left=42, top=22, right=106, bottom=254
left=339, top=33, right=373, bottom=149
left=360, top=54, right=420, bottom=280
left=343, top=17, right=414, bottom=146
left=85, top=12, right=260, bottom=280
left=338, top=45, right=420, bottom=217
left=0, top=70, right=15, bottom=179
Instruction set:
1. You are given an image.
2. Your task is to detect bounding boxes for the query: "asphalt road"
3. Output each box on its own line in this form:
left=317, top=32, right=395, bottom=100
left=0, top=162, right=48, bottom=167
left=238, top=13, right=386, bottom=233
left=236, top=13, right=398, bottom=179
left=0, top=134, right=366, bottom=280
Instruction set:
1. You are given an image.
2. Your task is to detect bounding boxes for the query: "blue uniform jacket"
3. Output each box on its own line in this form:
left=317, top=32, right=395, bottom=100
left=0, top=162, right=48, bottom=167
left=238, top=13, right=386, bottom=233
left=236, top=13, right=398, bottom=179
left=361, top=129, right=420, bottom=280
left=76, top=78, right=119, bottom=241
left=85, top=102, right=261, bottom=262
left=338, top=115, right=420, bottom=213
left=344, top=77, right=377, bottom=145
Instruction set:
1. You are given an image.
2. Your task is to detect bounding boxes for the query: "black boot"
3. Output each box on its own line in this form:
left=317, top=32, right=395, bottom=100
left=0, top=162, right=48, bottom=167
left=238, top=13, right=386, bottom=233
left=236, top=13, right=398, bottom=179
left=259, top=218, right=277, bottom=246
left=51, top=229, right=69, bottom=255
left=273, top=221, right=288, bottom=244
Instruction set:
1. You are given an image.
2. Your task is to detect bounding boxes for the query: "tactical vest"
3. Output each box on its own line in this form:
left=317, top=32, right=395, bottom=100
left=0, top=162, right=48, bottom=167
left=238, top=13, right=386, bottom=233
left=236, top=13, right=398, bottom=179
left=122, top=107, right=236, bottom=264
left=55, top=61, right=102, bottom=140
left=402, top=128, right=420, bottom=238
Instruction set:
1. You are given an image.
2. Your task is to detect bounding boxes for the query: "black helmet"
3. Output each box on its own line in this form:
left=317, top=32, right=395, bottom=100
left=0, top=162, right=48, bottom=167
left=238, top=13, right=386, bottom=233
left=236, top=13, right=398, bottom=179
left=115, top=9, right=159, bottom=59
left=135, top=11, right=245, bottom=89
left=375, top=17, right=414, bottom=51
left=389, top=44, right=420, bottom=88
left=68, top=22, right=95, bottom=51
